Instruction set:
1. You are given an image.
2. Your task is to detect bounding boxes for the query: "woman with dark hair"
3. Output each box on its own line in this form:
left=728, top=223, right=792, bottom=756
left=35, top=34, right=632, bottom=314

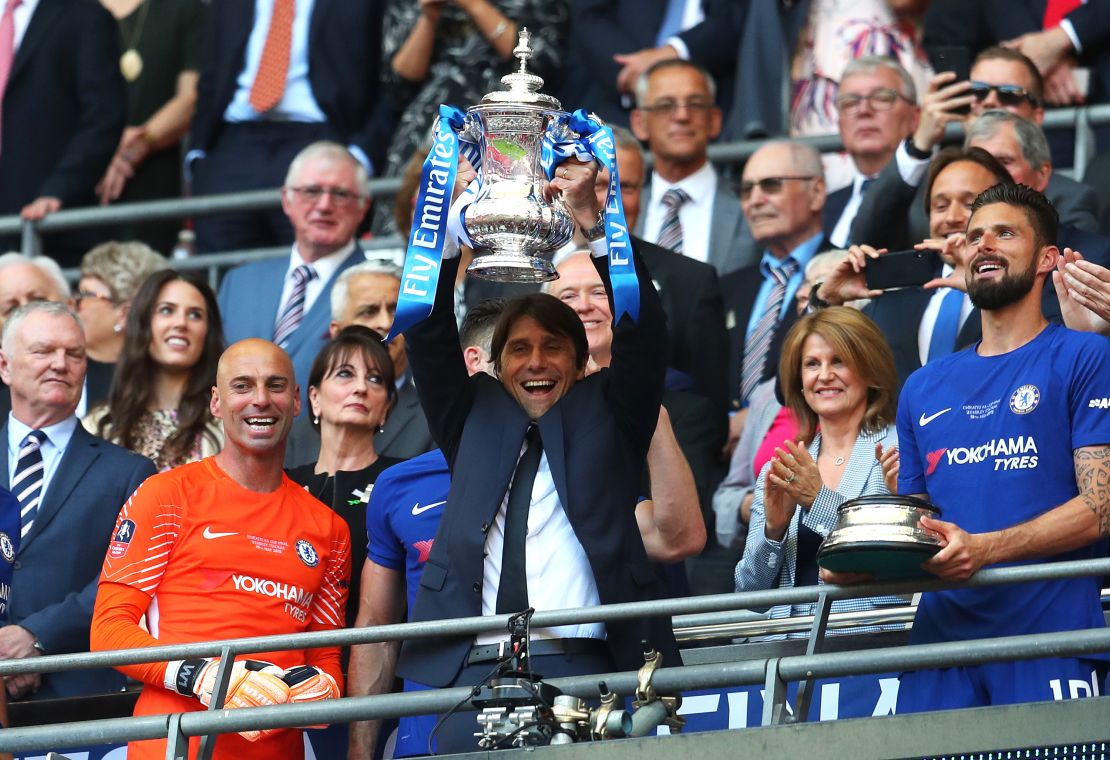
left=83, top=270, right=224, bottom=471
left=735, top=306, right=907, bottom=637
left=287, top=325, right=403, bottom=627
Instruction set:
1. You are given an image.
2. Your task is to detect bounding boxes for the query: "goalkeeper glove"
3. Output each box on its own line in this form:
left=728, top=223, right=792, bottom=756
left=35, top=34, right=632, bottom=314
left=165, top=658, right=290, bottom=741
left=280, top=665, right=340, bottom=729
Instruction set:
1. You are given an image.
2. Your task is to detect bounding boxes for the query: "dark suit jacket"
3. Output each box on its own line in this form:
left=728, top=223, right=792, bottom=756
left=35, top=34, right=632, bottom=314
left=924, top=0, right=1110, bottom=102
left=396, top=248, right=679, bottom=688
left=823, top=185, right=852, bottom=244
left=851, top=157, right=1101, bottom=251
left=1, top=423, right=154, bottom=698
left=562, top=0, right=745, bottom=126
left=662, top=388, right=720, bottom=524
left=191, top=0, right=391, bottom=170
left=0, top=0, right=124, bottom=217
left=217, top=247, right=366, bottom=408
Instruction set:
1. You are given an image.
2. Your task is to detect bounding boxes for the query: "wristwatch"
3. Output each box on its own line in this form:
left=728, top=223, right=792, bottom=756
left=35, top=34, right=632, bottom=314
left=580, top=211, right=606, bottom=242
left=808, top=281, right=831, bottom=312
left=904, top=136, right=932, bottom=161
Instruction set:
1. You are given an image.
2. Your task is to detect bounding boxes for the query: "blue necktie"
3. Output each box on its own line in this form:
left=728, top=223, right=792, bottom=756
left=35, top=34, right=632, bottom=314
left=928, top=289, right=964, bottom=363
left=655, top=0, right=687, bottom=46
left=12, top=430, right=46, bottom=539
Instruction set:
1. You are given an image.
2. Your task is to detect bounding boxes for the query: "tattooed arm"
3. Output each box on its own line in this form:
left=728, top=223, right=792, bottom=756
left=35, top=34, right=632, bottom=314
left=919, top=445, right=1110, bottom=581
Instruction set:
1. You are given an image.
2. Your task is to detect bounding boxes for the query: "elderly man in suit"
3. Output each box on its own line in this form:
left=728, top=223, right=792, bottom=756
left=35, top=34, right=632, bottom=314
left=284, top=259, right=434, bottom=467
left=0, top=301, right=154, bottom=699
left=0, top=0, right=125, bottom=266
left=397, top=158, right=679, bottom=753
left=631, top=59, right=755, bottom=277
left=188, top=0, right=392, bottom=253
left=218, top=141, right=369, bottom=409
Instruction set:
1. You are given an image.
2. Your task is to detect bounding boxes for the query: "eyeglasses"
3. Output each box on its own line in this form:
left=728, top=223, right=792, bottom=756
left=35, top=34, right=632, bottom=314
left=739, top=176, right=815, bottom=200
left=639, top=98, right=716, bottom=116
left=287, top=185, right=366, bottom=206
left=968, top=81, right=1038, bottom=107
left=74, top=291, right=115, bottom=307
left=834, top=88, right=911, bottom=114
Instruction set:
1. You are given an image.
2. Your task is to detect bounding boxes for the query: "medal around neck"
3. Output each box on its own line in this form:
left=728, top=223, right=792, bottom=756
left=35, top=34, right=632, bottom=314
left=120, top=49, right=143, bottom=82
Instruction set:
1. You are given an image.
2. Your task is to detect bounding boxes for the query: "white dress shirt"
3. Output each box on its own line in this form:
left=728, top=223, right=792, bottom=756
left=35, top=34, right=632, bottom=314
left=661, top=0, right=706, bottom=59
left=642, top=162, right=717, bottom=265
left=11, top=0, right=40, bottom=50
left=277, top=241, right=356, bottom=321
left=917, top=264, right=975, bottom=366
left=477, top=447, right=604, bottom=644
left=6, top=413, right=78, bottom=496
left=830, top=170, right=878, bottom=248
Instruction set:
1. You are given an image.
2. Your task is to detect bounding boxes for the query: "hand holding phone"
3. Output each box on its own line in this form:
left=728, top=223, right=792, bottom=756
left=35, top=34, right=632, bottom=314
left=864, top=249, right=942, bottom=291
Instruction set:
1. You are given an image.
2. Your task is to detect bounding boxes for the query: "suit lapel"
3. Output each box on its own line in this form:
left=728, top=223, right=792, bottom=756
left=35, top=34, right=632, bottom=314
left=537, top=411, right=569, bottom=516
left=0, top=424, right=8, bottom=489
left=376, top=382, right=418, bottom=451
left=708, top=187, right=742, bottom=274
left=308, top=0, right=332, bottom=49
left=286, top=248, right=362, bottom=356
left=9, top=0, right=63, bottom=86
left=22, top=425, right=100, bottom=552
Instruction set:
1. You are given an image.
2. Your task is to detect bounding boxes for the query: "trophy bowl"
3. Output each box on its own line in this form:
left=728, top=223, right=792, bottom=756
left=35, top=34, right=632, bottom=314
left=816, top=494, right=943, bottom=579
left=462, top=29, right=576, bottom=283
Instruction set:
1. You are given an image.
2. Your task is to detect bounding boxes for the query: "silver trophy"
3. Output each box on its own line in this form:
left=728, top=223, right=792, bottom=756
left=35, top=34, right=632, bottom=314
left=461, top=29, right=576, bottom=282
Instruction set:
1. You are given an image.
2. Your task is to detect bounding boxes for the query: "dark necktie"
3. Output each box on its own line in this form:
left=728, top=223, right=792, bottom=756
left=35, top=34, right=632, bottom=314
left=927, top=289, right=964, bottom=363
left=656, top=187, right=691, bottom=254
left=496, top=426, right=542, bottom=614
left=12, top=430, right=46, bottom=540
left=740, top=258, right=800, bottom=403
left=273, top=264, right=317, bottom=347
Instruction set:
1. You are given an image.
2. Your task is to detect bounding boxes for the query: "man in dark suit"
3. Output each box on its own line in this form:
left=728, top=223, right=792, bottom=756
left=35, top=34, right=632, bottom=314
left=218, top=142, right=369, bottom=409
left=283, top=259, right=434, bottom=468
left=852, top=47, right=1099, bottom=252
left=721, top=140, right=829, bottom=432
left=396, top=159, right=678, bottom=753
left=823, top=56, right=921, bottom=248
left=0, top=0, right=125, bottom=266
left=188, top=0, right=391, bottom=253
left=561, top=0, right=743, bottom=127
left=0, top=300, right=154, bottom=699
left=631, top=59, right=755, bottom=277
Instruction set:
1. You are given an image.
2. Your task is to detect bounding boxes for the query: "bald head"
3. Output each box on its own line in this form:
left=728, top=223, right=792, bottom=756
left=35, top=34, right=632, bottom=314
left=212, top=339, right=300, bottom=463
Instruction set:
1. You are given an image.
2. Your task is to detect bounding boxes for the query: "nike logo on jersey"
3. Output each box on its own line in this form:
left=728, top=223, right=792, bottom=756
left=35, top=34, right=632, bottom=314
left=918, top=408, right=952, bottom=427
left=411, top=500, right=446, bottom=516
left=202, top=527, right=238, bottom=539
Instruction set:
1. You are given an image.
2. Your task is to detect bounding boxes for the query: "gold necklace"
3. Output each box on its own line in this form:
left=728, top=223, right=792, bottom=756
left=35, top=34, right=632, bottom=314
left=119, top=0, right=151, bottom=82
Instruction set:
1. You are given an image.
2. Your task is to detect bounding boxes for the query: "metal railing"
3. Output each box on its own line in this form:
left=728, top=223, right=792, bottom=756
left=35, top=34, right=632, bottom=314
left=5, top=104, right=1108, bottom=285
left=0, top=556, right=1108, bottom=756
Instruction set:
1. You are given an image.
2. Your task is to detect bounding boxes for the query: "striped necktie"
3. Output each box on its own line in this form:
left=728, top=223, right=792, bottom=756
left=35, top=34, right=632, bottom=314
left=739, top=258, right=800, bottom=403
left=12, top=430, right=46, bottom=540
left=656, top=187, right=691, bottom=254
left=273, top=264, right=317, bottom=348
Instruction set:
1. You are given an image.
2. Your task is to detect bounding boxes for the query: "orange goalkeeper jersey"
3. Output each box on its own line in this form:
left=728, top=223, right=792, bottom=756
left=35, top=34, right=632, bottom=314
left=92, top=457, right=351, bottom=760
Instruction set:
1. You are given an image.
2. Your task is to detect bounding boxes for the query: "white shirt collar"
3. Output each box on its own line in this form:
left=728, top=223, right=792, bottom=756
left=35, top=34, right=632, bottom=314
left=650, top=161, right=717, bottom=206
left=288, top=240, right=356, bottom=283
left=7, top=412, right=78, bottom=457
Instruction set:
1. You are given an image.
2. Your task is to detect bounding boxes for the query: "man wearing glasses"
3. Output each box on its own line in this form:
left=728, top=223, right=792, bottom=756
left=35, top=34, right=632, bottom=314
left=853, top=47, right=1098, bottom=252
left=630, top=59, right=755, bottom=277
left=720, top=140, right=828, bottom=421
left=826, top=56, right=921, bottom=248
left=218, top=141, right=371, bottom=407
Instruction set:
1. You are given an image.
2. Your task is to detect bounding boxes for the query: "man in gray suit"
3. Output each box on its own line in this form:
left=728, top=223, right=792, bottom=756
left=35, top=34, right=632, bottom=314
left=0, top=301, right=155, bottom=699
left=284, top=260, right=434, bottom=468
left=631, top=59, right=755, bottom=277
left=218, top=141, right=371, bottom=409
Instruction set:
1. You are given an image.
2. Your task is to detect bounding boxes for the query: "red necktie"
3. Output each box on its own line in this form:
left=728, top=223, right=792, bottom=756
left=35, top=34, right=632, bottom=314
left=249, top=0, right=295, bottom=113
left=1044, top=0, right=1082, bottom=29
left=0, top=0, right=22, bottom=153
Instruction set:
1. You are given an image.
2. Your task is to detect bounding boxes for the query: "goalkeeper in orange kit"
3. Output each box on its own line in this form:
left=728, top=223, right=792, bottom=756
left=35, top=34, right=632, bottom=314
left=91, top=340, right=351, bottom=759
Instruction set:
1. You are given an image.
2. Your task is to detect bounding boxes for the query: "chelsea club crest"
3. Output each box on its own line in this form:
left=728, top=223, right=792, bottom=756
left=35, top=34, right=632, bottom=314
left=0, top=533, right=13, bottom=563
left=295, top=539, right=319, bottom=568
left=1009, top=384, right=1040, bottom=415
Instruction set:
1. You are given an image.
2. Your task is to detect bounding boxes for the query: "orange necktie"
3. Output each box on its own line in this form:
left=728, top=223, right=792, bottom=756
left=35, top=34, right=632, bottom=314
left=249, top=0, right=295, bottom=113
left=1043, top=0, right=1082, bottom=29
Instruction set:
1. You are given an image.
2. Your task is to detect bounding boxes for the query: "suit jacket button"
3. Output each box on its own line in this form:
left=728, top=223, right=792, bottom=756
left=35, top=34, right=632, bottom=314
left=12, top=561, right=19, bottom=570
left=480, top=522, right=489, bottom=533
left=471, top=582, right=481, bottom=593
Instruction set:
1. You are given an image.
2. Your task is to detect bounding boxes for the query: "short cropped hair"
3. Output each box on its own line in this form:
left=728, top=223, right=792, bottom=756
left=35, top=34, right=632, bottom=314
left=634, top=58, right=717, bottom=109
left=284, top=140, right=371, bottom=199
left=973, top=46, right=1044, bottom=105
left=965, top=109, right=1052, bottom=170
left=80, top=241, right=169, bottom=304
left=0, top=252, right=70, bottom=300
left=330, top=259, right=403, bottom=320
left=2, top=300, right=82, bottom=350
left=923, top=146, right=1012, bottom=215
left=970, top=182, right=1059, bottom=253
left=778, top=307, right=897, bottom=443
left=460, top=298, right=507, bottom=352
left=490, top=293, right=589, bottom=374
left=841, top=55, right=918, bottom=102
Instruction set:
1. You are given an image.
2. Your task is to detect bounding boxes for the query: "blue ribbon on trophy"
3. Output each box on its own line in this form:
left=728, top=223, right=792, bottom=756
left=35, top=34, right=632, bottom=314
left=388, top=105, right=470, bottom=341
left=543, top=109, right=640, bottom=323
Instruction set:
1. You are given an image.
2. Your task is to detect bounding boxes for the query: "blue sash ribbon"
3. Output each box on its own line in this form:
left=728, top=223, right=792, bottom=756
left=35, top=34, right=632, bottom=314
left=388, top=105, right=468, bottom=341
left=544, top=109, right=640, bottom=323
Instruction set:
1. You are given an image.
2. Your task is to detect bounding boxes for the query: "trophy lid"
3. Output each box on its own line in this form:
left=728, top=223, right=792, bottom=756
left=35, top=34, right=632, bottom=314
left=478, top=28, right=562, bottom=110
